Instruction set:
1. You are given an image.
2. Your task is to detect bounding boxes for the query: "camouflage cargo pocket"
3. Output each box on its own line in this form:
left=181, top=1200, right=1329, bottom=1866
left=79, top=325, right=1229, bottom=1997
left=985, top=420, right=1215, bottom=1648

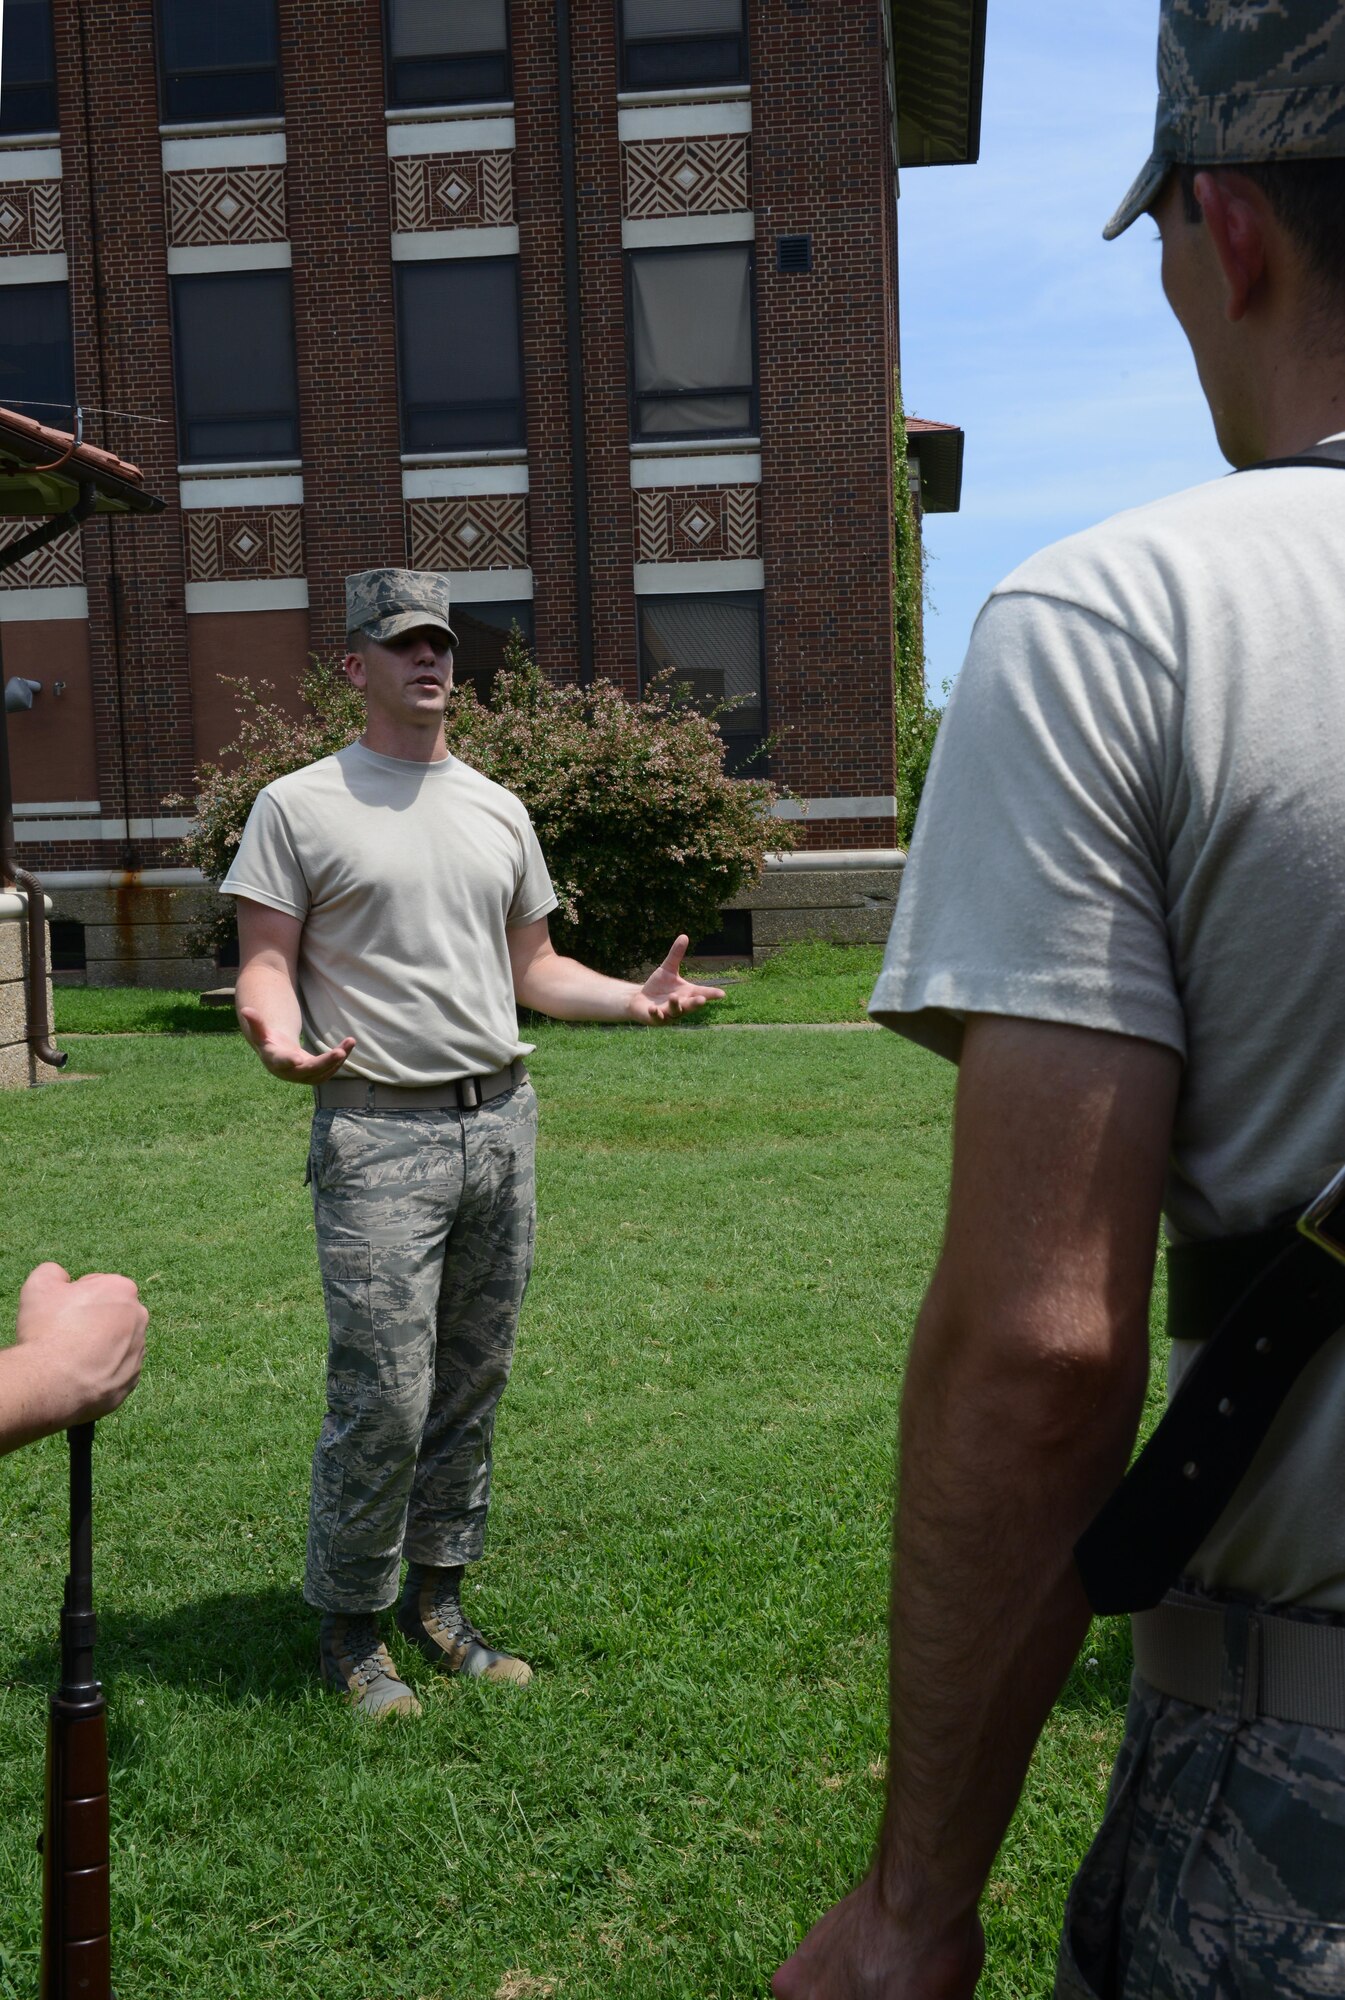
left=1233, top=1916, right=1345, bottom=1998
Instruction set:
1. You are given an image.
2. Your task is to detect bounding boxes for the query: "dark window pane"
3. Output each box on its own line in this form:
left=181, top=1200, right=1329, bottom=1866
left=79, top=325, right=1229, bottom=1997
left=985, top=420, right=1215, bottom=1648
left=397, top=259, right=524, bottom=452
left=173, top=270, right=299, bottom=463
left=639, top=594, right=765, bottom=773
left=159, top=0, right=280, bottom=123
left=0, top=0, right=58, bottom=135
left=621, top=0, right=746, bottom=90
left=630, top=246, right=754, bottom=440
left=450, top=600, right=534, bottom=703
left=387, top=0, right=511, bottom=106
left=0, top=283, right=74, bottom=425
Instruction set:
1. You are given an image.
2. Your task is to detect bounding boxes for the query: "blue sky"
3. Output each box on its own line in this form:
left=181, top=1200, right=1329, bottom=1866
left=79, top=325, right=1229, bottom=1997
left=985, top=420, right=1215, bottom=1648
left=898, top=0, right=1227, bottom=696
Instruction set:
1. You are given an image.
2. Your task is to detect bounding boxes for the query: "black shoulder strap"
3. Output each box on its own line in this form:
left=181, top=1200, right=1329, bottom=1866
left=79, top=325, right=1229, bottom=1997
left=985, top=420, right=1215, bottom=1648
left=1237, top=439, right=1345, bottom=473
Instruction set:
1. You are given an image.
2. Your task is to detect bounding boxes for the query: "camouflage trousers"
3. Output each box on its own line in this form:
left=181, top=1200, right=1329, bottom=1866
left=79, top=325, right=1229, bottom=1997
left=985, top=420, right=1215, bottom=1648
left=303, top=1083, right=537, bottom=1613
left=1056, top=1598, right=1345, bottom=1999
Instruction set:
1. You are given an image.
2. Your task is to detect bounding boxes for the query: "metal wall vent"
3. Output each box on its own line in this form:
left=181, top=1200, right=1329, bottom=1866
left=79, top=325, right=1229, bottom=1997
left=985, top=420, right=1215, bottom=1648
left=776, top=233, right=813, bottom=274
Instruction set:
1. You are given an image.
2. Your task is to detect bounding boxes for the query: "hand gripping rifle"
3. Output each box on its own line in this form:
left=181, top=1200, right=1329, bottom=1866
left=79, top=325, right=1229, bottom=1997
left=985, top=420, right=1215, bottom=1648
left=40, top=1421, right=112, bottom=1998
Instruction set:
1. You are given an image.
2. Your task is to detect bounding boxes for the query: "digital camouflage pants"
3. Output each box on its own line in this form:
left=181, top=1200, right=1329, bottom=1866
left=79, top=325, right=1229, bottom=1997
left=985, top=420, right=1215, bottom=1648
left=303, top=1084, right=537, bottom=1612
left=1057, top=1601, right=1345, bottom=1999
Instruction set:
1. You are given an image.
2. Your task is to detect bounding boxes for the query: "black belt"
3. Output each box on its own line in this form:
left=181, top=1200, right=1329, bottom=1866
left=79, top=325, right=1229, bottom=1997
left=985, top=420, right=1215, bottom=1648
left=1075, top=1201, right=1345, bottom=1615
left=313, top=1060, right=527, bottom=1112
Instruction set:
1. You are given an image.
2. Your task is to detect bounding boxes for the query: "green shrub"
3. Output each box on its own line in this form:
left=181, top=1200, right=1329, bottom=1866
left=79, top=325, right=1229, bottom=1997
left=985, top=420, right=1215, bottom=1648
left=891, top=373, right=942, bottom=845
left=172, top=631, right=790, bottom=976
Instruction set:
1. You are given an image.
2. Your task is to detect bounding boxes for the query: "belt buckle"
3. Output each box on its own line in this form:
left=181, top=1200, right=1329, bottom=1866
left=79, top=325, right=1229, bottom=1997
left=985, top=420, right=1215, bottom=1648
left=1297, top=1162, right=1345, bottom=1266
left=459, top=1076, right=482, bottom=1110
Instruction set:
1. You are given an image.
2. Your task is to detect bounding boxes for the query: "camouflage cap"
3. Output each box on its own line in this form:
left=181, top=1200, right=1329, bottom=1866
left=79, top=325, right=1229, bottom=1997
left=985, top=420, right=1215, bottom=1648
left=1104, top=1, right=1345, bottom=241
left=344, top=568, right=459, bottom=647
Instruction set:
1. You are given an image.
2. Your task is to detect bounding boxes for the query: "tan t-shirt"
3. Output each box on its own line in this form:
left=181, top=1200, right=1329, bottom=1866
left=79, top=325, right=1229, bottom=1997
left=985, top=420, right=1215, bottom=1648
left=871, top=447, right=1345, bottom=1609
left=221, top=742, right=557, bottom=1087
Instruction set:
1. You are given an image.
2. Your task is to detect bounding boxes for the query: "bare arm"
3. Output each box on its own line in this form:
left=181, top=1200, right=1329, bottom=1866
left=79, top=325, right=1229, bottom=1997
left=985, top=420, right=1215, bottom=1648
left=0, top=1264, right=147, bottom=1455
left=234, top=897, right=355, bottom=1083
left=774, top=1015, right=1180, bottom=1999
left=508, top=919, right=724, bottom=1025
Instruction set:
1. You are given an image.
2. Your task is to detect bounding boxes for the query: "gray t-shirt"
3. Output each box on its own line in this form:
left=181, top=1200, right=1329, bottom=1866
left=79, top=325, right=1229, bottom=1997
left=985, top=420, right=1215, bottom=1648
left=871, top=448, right=1345, bottom=1608
left=221, top=742, right=558, bottom=1087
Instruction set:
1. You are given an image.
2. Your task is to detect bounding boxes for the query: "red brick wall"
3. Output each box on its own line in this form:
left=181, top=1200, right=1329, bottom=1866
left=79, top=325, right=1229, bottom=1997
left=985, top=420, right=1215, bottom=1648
left=54, top=0, right=194, bottom=844
left=751, top=0, right=897, bottom=849
left=277, top=0, right=403, bottom=659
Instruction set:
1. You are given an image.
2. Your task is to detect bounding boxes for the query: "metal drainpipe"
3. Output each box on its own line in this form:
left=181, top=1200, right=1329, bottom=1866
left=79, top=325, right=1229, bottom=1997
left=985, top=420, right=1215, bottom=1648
left=555, top=0, right=595, bottom=689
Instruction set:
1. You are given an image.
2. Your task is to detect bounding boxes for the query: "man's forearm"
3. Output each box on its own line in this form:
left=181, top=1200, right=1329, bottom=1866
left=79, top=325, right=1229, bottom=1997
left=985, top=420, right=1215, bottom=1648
left=876, top=1279, right=1147, bottom=1931
left=514, top=950, right=640, bottom=1021
left=235, top=957, right=303, bottom=1046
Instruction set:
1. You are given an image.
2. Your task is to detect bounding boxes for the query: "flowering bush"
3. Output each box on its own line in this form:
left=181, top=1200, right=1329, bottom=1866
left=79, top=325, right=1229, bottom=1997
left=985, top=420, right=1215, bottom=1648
left=173, top=630, right=789, bottom=975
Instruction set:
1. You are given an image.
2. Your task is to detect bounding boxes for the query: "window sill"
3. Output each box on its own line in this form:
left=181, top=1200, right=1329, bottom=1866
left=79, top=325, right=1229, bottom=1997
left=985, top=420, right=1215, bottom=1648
left=629, top=436, right=760, bottom=456
left=400, top=449, right=526, bottom=466
left=616, top=85, right=750, bottom=108
left=177, top=458, right=303, bottom=476
left=0, top=129, right=61, bottom=148
left=158, top=116, right=285, bottom=138
left=385, top=102, right=514, bottom=123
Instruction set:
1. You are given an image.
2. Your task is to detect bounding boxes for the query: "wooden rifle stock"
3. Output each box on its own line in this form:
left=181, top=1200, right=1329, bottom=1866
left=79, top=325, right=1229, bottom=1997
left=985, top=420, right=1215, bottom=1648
left=40, top=1420, right=112, bottom=1998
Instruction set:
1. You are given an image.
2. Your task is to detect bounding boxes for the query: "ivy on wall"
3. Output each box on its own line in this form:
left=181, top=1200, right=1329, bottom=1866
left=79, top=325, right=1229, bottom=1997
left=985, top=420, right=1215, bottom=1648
left=893, top=373, right=942, bottom=848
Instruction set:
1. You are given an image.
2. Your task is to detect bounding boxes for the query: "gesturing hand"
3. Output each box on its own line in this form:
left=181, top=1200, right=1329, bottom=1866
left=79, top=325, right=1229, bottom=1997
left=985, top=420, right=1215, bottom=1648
left=239, top=1008, right=356, bottom=1083
left=627, top=935, right=726, bottom=1025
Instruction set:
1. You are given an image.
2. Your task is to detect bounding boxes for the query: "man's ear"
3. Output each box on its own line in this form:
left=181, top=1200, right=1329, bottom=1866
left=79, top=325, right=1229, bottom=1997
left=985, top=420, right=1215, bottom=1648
left=1192, top=169, right=1269, bottom=323
left=343, top=648, right=367, bottom=689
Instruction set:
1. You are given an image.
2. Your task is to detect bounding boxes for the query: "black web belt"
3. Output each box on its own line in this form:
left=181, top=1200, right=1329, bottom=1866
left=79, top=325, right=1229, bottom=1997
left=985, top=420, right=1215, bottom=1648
left=1075, top=439, right=1345, bottom=1617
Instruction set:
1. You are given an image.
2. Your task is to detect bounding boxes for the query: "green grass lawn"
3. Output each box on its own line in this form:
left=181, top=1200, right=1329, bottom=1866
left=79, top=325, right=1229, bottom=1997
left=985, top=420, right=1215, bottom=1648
left=3, top=968, right=1161, bottom=1999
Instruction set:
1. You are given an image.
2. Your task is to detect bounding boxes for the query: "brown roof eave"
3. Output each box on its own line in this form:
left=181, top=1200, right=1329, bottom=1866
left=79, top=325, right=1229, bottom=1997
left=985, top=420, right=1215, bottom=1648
left=891, top=0, right=988, bottom=168
left=906, top=418, right=965, bottom=513
left=0, top=406, right=165, bottom=519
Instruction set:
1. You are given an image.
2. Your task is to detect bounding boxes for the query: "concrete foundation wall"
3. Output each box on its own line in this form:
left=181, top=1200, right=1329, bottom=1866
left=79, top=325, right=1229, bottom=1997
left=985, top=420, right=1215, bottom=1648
left=0, top=894, right=57, bottom=1089
left=726, top=855, right=904, bottom=962
left=48, top=881, right=220, bottom=991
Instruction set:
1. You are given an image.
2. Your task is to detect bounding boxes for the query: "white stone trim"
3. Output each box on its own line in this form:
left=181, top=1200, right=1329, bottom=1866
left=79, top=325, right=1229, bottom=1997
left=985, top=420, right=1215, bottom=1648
left=633, top=559, right=763, bottom=594
left=630, top=452, right=760, bottom=489
left=167, top=241, right=292, bottom=275
left=161, top=131, right=288, bottom=171
left=176, top=458, right=302, bottom=476
left=41, top=868, right=206, bottom=887
left=0, top=586, right=88, bottom=622
left=0, top=148, right=62, bottom=181
left=179, top=473, right=304, bottom=509
left=185, top=578, right=309, bottom=613
left=392, top=225, right=519, bottom=260
left=0, top=252, right=68, bottom=284
left=159, top=117, right=285, bottom=138
left=446, top=568, right=532, bottom=602
left=617, top=100, right=751, bottom=141
left=15, top=815, right=196, bottom=843
left=766, top=849, right=905, bottom=869
left=0, top=889, right=51, bottom=916
left=770, top=797, right=898, bottom=822
left=622, top=211, right=753, bottom=249
left=12, top=801, right=100, bottom=817
left=387, top=116, right=515, bottom=156
left=402, top=463, right=529, bottom=498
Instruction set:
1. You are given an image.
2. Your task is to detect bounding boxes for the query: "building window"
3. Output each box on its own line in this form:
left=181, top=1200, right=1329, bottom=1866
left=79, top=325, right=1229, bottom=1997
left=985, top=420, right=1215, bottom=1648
left=619, top=0, right=747, bottom=92
left=157, top=0, right=281, bottom=125
left=638, top=593, right=765, bottom=774
left=396, top=259, right=524, bottom=453
left=172, top=271, right=299, bottom=464
left=451, top=601, right=534, bottom=704
left=628, top=245, right=755, bottom=442
left=0, top=284, right=75, bottom=427
left=385, top=0, right=511, bottom=109
left=0, top=0, right=58, bottom=135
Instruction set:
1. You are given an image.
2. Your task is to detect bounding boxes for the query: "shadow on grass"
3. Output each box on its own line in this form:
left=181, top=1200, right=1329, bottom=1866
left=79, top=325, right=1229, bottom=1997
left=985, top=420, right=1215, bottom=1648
left=17, top=1586, right=317, bottom=1708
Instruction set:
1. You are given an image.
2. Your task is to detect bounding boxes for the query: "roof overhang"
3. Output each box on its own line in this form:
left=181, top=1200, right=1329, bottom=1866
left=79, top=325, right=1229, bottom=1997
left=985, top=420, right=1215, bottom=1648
left=906, top=419, right=965, bottom=514
left=0, top=406, right=164, bottom=520
left=890, top=0, right=988, bottom=168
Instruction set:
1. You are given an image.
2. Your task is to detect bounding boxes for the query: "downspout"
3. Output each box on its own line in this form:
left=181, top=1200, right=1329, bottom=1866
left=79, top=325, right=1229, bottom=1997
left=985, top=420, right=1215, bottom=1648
left=0, top=482, right=94, bottom=1070
left=555, top=0, right=595, bottom=688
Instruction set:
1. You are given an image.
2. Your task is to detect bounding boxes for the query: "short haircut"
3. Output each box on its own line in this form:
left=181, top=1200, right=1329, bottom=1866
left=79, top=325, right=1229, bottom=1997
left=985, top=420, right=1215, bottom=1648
left=1178, top=160, right=1345, bottom=317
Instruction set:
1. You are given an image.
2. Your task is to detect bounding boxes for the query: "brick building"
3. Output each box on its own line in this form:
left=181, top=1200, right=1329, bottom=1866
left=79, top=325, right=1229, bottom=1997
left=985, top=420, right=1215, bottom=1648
left=0, top=0, right=983, bottom=984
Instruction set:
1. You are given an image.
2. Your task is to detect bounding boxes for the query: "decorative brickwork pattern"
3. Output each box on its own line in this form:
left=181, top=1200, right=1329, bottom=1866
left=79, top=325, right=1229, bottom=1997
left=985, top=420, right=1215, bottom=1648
left=183, top=507, right=305, bottom=582
left=164, top=166, right=287, bottom=247
left=406, top=495, right=527, bottom=571
left=622, top=135, right=750, bottom=219
left=0, top=180, right=63, bottom=254
left=0, top=519, right=83, bottom=587
left=390, top=151, right=515, bottom=232
left=633, top=485, right=759, bottom=561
